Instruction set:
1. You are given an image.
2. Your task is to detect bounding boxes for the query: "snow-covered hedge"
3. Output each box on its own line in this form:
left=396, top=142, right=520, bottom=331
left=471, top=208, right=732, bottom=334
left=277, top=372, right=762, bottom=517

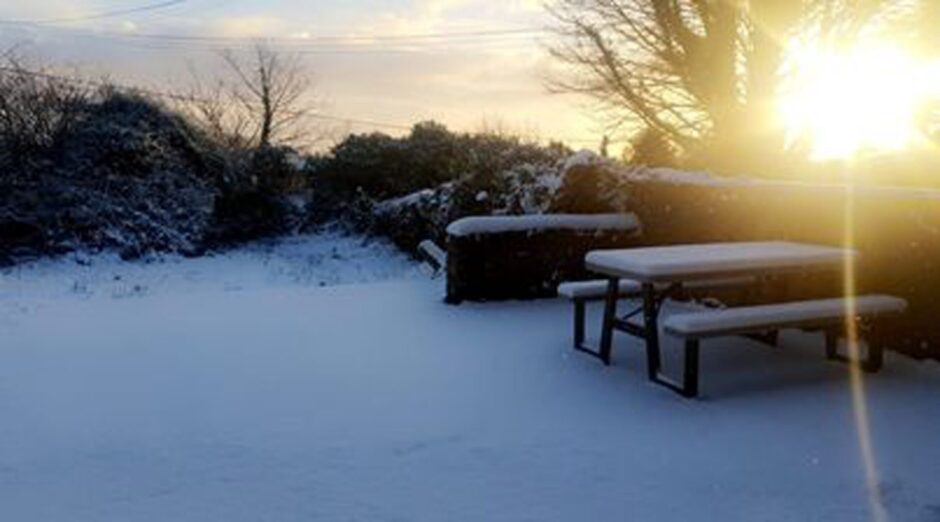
left=446, top=214, right=639, bottom=237
left=370, top=151, right=578, bottom=249
left=370, top=159, right=568, bottom=251
left=627, top=178, right=940, bottom=361
left=367, top=149, right=711, bottom=253
left=446, top=214, right=642, bottom=303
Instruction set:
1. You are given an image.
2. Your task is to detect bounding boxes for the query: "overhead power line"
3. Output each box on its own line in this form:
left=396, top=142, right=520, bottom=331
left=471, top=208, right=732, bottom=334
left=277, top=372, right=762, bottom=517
left=0, top=65, right=601, bottom=144
left=0, top=22, right=547, bottom=48
left=0, top=1, right=188, bottom=25
left=73, top=27, right=547, bottom=44
left=0, top=20, right=548, bottom=55
left=7, top=31, right=542, bottom=56
left=106, top=27, right=547, bottom=44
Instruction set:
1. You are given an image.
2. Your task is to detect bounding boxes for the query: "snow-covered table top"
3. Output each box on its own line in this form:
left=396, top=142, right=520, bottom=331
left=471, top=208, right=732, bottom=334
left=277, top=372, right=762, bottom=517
left=586, top=241, right=854, bottom=283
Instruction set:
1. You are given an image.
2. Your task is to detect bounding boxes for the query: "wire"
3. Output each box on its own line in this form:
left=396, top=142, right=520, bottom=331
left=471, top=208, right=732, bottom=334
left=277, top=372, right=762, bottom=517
left=0, top=18, right=547, bottom=46
left=4, top=30, right=542, bottom=55
left=0, top=1, right=188, bottom=25
left=0, top=20, right=547, bottom=55
left=107, top=27, right=547, bottom=44
left=0, top=65, right=601, bottom=143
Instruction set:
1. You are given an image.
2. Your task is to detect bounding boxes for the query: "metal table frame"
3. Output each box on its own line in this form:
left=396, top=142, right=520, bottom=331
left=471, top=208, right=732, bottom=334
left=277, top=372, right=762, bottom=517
left=597, top=279, right=691, bottom=394
left=584, top=242, right=853, bottom=395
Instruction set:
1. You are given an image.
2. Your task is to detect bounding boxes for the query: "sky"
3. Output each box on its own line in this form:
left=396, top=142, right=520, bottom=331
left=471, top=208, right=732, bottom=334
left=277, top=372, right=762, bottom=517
left=0, top=0, right=605, bottom=151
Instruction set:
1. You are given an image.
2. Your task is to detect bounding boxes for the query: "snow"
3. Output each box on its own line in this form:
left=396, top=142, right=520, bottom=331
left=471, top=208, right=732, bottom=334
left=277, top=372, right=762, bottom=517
left=633, top=166, right=718, bottom=184
left=557, top=275, right=757, bottom=300
left=446, top=213, right=640, bottom=237
left=2, top=234, right=940, bottom=521
left=629, top=166, right=940, bottom=202
left=587, top=241, right=853, bottom=282
left=563, top=149, right=603, bottom=171
left=664, top=295, right=908, bottom=337
left=557, top=278, right=645, bottom=299
left=0, top=229, right=422, bottom=304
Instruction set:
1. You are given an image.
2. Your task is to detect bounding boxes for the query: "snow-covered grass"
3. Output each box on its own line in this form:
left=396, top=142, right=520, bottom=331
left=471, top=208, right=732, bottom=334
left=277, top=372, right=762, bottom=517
left=2, top=234, right=939, bottom=521
left=0, top=229, right=423, bottom=305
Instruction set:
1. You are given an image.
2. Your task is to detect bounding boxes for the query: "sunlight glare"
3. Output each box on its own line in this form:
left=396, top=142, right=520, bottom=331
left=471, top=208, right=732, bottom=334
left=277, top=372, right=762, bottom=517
left=779, top=41, right=939, bottom=161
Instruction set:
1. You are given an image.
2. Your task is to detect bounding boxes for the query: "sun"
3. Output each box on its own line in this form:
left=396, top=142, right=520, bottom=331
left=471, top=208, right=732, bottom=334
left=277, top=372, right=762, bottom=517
left=777, top=40, right=940, bottom=161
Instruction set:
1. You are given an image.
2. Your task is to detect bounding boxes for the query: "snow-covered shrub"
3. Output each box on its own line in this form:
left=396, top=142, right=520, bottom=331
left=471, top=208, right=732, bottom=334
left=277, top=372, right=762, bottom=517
left=0, top=91, right=221, bottom=262
left=371, top=184, right=458, bottom=251
left=201, top=145, right=308, bottom=245
left=550, top=150, right=634, bottom=214
left=370, top=158, right=570, bottom=252
left=0, top=82, right=322, bottom=264
left=367, top=149, right=641, bottom=252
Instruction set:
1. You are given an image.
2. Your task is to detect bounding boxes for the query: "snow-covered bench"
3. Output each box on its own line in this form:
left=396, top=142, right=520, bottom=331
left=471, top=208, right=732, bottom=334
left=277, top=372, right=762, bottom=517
left=418, top=240, right=447, bottom=274
left=660, top=295, right=908, bottom=398
left=557, top=276, right=755, bottom=356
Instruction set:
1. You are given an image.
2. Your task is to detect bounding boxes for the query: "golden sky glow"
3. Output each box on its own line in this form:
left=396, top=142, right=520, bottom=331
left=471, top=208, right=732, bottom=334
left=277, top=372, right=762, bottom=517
left=778, top=39, right=940, bottom=161
left=0, top=1, right=602, bottom=151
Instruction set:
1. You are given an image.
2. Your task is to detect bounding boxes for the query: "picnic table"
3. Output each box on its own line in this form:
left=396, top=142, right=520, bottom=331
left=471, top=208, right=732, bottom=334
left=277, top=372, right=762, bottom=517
left=584, top=241, right=866, bottom=396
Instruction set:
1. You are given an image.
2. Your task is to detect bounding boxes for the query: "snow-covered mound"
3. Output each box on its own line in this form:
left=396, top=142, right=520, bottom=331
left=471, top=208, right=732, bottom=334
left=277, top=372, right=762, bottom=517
left=0, top=229, right=422, bottom=305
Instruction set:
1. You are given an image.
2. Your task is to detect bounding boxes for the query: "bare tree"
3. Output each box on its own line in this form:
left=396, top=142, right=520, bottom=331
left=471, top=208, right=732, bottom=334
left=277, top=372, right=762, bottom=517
left=183, top=42, right=320, bottom=150
left=181, top=68, right=256, bottom=150
left=546, top=0, right=895, bottom=167
left=0, top=51, right=91, bottom=164
left=222, top=43, right=318, bottom=148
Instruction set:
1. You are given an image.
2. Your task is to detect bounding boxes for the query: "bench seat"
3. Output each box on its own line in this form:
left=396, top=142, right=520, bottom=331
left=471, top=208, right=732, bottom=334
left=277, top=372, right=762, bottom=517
left=557, top=279, right=643, bottom=300
left=659, top=295, right=907, bottom=398
left=664, top=295, right=907, bottom=339
left=557, top=276, right=756, bottom=301
left=558, top=275, right=757, bottom=362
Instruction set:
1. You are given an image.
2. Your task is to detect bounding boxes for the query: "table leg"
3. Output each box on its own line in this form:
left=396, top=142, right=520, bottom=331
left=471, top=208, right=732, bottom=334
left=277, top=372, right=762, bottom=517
left=641, top=282, right=663, bottom=380
left=598, top=277, right=619, bottom=366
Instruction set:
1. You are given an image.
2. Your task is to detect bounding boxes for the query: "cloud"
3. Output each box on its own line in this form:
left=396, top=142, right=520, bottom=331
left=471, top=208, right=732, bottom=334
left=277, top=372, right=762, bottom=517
left=0, top=1, right=600, bottom=148
left=215, top=16, right=287, bottom=38
left=0, top=2, right=88, bottom=22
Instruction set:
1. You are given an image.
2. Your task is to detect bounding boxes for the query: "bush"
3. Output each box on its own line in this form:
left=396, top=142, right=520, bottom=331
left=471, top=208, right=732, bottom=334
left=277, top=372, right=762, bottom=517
left=0, top=61, right=321, bottom=264
left=0, top=90, right=221, bottom=261
left=203, top=145, right=306, bottom=246
left=204, top=186, right=296, bottom=245
left=369, top=150, right=635, bottom=253
left=550, top=151, right=632, bottom=214
left=625, top=128, right=678, bottom=168
left=312, top=121, right=570, bottom=205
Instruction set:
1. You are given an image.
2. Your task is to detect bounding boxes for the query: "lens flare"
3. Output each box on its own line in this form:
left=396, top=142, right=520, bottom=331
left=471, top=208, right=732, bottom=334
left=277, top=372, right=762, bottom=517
left=779, top=40, right=940, bottom=161
left=840, top=168, right=888, bottom=522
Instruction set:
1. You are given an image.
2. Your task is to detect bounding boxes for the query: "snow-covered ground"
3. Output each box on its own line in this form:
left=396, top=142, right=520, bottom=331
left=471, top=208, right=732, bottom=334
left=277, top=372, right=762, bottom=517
left=0, top=229, right=423, bottom=306
left=2, top=233, right=939, bottom=521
